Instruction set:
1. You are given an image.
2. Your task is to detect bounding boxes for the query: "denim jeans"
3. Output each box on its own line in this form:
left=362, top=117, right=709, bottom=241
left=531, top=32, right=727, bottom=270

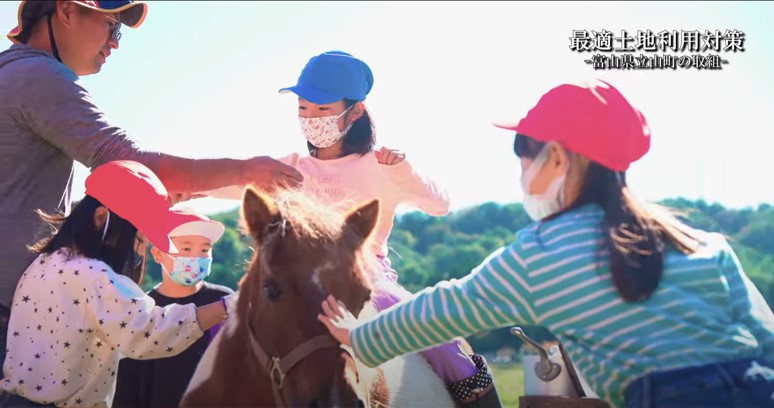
left=624, top=358, right=774, bottom=408
left=0, top=304, right=8, bottom=376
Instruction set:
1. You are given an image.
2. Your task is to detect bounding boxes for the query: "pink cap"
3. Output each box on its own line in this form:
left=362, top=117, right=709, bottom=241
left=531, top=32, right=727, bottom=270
left=85, top=160, right=179, bottom=253
left=494, top=79, right=650, bottom=171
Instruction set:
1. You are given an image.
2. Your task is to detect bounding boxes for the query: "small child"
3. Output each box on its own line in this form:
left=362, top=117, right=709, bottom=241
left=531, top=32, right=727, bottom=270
left=206, top=51, right=501, bottom=407
left=113, top=208, right=234, bottom=408
left=0, top=160, right=233, bottom=408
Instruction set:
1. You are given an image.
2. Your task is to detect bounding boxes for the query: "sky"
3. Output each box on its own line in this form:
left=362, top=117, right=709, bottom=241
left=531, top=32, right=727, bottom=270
left=1, top=1, right=772, bottom=216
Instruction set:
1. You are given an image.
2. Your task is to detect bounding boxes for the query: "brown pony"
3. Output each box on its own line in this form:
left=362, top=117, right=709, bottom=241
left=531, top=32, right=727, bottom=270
left=180, top=187, right=387, bottom=407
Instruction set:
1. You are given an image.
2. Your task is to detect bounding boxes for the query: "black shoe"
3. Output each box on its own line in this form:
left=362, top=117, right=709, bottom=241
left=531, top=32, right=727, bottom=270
left=458, top=384, right=503, bottom=408
left=447, top=355, right=503, bottom=408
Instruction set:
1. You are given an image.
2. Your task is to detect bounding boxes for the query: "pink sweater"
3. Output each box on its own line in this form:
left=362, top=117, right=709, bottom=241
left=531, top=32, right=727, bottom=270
left=207, top=151, right=450, bottom=257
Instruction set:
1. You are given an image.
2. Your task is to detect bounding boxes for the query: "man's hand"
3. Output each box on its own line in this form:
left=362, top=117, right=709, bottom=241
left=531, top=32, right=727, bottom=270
left=169, top=192, right=207, bottom=207
left=375, top=147, right=406, bottom=166
left=243, top=156, right=303, bottom=191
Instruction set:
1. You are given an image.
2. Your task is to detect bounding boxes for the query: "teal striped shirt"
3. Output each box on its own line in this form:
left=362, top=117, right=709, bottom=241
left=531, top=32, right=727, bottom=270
left=350, top=204, right=774, bottom=407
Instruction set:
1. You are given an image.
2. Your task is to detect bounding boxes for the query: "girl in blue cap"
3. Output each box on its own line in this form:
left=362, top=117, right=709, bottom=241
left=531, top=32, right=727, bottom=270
left=208, top=51, right=502, bottom=407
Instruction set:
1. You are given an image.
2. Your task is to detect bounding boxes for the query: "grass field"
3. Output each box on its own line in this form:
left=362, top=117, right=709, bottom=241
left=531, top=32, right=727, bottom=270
left=489, top=362, right=524, bottom=408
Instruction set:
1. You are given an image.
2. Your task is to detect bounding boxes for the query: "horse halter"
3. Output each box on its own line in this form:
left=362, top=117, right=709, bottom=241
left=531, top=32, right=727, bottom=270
left=245, top=219, right=363, bottom=406
left=246, top=304, right=351, bottom=407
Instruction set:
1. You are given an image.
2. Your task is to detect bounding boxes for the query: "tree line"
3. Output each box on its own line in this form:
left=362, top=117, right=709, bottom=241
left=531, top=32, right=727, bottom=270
left=142, top=198, right=774, bottom=352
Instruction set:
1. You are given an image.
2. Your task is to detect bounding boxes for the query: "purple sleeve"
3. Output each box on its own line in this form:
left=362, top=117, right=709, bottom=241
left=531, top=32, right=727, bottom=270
left=207, top=321, right=226, bottom=344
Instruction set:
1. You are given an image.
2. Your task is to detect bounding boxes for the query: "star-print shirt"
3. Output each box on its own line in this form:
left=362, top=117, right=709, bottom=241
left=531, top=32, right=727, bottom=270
left=0, top=250, right=205, bottom=408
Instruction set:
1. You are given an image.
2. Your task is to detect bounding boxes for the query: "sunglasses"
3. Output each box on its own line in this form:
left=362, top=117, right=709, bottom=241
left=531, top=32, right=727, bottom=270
left=103, top=13, right=122, bottom=42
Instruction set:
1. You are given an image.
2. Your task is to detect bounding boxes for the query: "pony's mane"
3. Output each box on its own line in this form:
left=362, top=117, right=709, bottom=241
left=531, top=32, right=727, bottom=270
left=278, top=189, right=348, bottom=242
left=240, top=188, right=381, bottom=286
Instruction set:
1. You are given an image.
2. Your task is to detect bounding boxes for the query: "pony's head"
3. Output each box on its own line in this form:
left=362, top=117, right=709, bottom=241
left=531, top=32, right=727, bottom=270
left=237, top=187, right=381, bottom=407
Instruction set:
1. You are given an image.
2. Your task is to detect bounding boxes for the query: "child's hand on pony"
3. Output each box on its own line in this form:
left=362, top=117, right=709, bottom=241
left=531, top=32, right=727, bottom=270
left=318, top=295, right=358, bottom=347
left=375, top=146, right=406, bottom=166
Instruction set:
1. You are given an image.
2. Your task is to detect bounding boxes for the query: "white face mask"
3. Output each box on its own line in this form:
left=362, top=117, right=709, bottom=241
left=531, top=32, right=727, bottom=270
left=521, top=144, right=568, bottom=221
left=299, top=106, right=354, bottom=149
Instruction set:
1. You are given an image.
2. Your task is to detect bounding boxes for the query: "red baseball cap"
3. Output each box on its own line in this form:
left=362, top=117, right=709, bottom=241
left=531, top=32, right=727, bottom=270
left=8, top=0, right=147, bottom=44
left=494, top=79, right=651, bottom=172
left=84, top=160, right=179, bottom=254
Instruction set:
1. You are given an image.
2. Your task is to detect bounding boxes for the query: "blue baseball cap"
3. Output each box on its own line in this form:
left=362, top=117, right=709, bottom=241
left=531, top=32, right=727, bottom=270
left=279, top=51, right=374, bottom=104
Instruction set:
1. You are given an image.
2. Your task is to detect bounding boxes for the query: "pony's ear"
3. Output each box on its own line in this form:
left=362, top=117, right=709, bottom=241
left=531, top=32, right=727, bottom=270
left=344, top=199, right=380, bottom=246
left=241, top=187, right=280, bottom=240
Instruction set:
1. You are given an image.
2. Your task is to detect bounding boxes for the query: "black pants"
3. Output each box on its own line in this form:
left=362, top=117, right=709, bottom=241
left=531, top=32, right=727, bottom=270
left=0, top=393, right=55, bottom=408
left=0, top=304, right=9, bottom=371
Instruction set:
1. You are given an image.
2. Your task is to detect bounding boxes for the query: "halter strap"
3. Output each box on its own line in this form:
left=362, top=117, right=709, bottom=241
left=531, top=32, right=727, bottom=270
left=246, top=306, right=344, bottom=407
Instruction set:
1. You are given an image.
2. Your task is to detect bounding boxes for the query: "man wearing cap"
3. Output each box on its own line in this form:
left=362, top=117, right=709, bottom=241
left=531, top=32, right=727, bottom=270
left=0, top=0, right=302, bottom=362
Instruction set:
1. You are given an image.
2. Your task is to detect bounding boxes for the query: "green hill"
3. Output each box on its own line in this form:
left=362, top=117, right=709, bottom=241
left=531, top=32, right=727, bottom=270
left=142, top=198, right=774, bottom=352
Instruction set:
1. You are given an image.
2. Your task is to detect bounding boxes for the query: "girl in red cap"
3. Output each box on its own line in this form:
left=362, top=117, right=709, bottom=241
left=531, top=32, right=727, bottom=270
left=0, top=161, right=236, bottom=408
left=208, top=50, right=502, bottom=407
left=317, top=79, right=774, bottom=408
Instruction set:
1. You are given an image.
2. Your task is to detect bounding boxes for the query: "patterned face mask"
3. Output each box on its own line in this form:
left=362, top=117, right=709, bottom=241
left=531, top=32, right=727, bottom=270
left=164, top=256, right=213, bottom=286
left=299, top=106, right=354, bottom=148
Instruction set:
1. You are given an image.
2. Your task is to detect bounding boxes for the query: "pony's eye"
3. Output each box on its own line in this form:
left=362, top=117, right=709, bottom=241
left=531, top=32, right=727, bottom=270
left=263, top=280, right=282, bottom=302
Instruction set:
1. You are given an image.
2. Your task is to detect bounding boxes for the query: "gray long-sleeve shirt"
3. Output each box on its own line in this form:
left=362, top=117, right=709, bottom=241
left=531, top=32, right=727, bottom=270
left=0, top=44, right=149, bottom=307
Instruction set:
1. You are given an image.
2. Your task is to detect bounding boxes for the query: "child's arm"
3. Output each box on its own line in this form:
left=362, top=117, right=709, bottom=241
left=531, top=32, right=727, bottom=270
left=348, top=242, right=535, bottom=368
left=208, top=288, right=237, bottom=339
left=717, top=235, right=774, bottom=360
left=380, top=148, right=450, bottom=216
left=85, top=266, right=220, bottom=360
